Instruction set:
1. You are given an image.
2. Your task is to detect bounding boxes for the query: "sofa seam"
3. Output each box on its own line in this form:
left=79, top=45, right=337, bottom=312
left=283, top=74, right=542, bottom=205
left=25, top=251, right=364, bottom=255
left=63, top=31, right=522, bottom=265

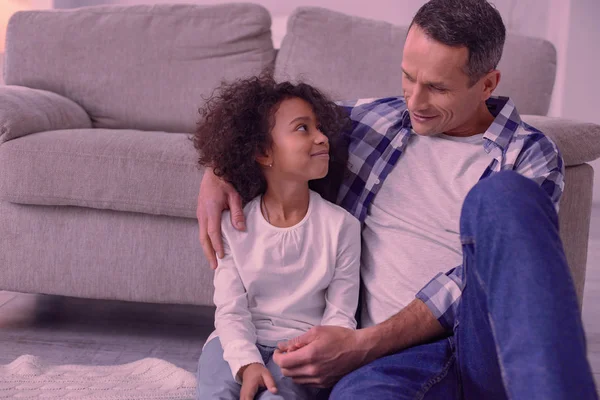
left=1, top=193, right=195, bottom=212
left=2, top=148, right=198, bottom=168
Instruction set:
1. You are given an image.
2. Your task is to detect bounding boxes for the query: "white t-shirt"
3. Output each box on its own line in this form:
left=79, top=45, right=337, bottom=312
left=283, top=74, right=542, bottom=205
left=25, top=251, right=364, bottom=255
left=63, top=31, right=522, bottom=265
left=360, top=132, right=489, bottom=327
left=207, top=190, right=361, bottom=381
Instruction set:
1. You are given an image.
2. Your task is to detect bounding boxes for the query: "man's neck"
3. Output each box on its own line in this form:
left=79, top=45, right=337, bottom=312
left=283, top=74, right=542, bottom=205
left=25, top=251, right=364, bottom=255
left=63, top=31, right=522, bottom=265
left=444, top=102, right=495, bottom=137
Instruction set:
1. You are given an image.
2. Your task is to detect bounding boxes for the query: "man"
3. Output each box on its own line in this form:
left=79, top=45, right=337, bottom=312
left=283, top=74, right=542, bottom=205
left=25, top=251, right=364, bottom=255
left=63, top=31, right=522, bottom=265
left=196, top=0, right=598, bottom=398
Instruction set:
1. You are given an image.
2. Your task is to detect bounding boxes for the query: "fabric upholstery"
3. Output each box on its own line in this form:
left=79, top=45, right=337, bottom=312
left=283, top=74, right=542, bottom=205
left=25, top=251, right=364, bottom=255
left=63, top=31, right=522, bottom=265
left=275, top=7, right=408, bottom=102
left=0, top=163, right=588, bottom=307
left=0, top=129, right=201, bottom=218
left=275, top=7, right=556, bottom=116
left=0, top=86, right=91, bottom=144
left=1, top=118, right=597, bottom=225
left=522, top=115, right=600, bottom=167
left=4, top=4, right=275, bottom=133
left=0, top=202, right=213, bottom=305
left=558, top=164, right=594, bottom=306
left=495, top=35, right=557, bottom=116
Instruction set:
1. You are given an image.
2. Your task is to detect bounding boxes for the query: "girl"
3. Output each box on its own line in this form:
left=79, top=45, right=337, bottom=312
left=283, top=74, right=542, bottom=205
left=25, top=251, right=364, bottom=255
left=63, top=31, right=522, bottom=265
left=193, top=74, right=361, bottom=400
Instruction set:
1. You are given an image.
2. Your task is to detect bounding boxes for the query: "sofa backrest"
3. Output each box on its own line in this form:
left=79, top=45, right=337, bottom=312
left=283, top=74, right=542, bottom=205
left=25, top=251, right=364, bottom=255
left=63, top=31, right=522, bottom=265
left=4, top=3, right=275, bottom=133
left=275, top=7, right=557, bottom=116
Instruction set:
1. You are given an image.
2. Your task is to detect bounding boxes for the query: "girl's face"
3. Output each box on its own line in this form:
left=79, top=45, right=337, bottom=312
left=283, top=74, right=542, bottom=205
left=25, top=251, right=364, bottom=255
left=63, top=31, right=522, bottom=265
left=263, top=97, right=330, bottom=182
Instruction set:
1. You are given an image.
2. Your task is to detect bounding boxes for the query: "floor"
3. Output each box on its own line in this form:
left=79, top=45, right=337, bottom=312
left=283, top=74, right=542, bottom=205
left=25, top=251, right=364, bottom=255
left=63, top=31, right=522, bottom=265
left=0, top=204, right=599, bottom=393
left=0, top=291, right=213, bottom=373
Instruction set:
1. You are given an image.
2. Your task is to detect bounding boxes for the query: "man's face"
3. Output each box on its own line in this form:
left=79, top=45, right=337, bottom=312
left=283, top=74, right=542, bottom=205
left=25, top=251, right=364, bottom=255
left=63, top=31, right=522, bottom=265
left=401, top=25, right=488, bottom=137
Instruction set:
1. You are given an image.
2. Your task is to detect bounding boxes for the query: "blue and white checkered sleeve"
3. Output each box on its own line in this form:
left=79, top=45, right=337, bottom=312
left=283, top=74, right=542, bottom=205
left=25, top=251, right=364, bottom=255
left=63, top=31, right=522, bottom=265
left=514, top=132, right=565, bottom=212
left=415, top=266, right=464, bottom=332
left=335, top=99, right=363, bottom=120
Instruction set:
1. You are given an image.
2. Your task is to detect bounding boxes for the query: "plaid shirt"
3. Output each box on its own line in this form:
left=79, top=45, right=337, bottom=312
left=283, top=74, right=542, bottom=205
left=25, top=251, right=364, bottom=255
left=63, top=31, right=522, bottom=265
left=335, top=96, right=565, bottom=331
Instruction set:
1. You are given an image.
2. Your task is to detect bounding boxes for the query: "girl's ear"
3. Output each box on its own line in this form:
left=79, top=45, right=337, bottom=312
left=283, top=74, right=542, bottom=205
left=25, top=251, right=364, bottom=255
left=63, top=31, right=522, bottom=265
left=255, top=150, right=272, bottom=168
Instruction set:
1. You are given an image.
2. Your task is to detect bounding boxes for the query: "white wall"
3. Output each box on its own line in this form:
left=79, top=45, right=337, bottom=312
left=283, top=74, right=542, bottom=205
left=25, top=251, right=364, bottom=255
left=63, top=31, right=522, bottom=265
left=1, top=0, right=53, bottom=52
left=545, top=0, right=571, bottom=119
left=561, top=0, right=600, bottom=204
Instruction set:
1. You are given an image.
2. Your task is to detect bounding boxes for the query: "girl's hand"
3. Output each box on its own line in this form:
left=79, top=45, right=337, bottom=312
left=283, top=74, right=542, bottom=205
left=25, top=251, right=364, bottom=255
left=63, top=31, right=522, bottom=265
left=283, top=341, right=307, bottom=353
left=240, top=363, right=278, bottom=400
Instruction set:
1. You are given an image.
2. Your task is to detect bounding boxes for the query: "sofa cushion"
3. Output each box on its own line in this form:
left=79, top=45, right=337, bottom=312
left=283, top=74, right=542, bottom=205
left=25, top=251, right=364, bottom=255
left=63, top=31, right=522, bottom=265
left=275, top=7, right=556, bottom=116
left=0, top=86, right=92, bottom=144
left=4, top=3, right=275, bottom=134
left=275, top=7, right=407, bottom=103
left=0, top=202, right=213, bottom=305
left=0, top=129, right=201, bottom=218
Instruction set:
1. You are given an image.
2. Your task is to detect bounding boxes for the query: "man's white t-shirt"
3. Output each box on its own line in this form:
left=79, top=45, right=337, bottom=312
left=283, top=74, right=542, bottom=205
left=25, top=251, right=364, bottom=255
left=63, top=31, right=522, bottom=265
left=360, top=132, right=489, bottom=327
left=207, top=190, right=361, bottom=381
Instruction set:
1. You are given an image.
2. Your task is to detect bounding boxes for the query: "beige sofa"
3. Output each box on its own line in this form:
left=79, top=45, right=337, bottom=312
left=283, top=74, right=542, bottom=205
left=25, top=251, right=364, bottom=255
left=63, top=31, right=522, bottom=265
left=1, top=4, right=599, bottom=308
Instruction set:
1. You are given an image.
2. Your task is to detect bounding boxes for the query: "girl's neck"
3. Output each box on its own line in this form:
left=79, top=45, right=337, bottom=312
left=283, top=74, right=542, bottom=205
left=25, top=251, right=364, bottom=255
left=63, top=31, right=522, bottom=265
left=261, top=182, right=310, bottom=228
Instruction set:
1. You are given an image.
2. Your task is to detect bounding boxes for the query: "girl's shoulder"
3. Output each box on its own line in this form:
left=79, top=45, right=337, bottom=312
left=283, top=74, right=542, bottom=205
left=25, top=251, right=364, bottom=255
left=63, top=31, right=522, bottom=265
left=220, top=196, right=261, bottom=237
left=310, top=193, right=361, bottom=247
left=310, top=191, right=360, bottom=230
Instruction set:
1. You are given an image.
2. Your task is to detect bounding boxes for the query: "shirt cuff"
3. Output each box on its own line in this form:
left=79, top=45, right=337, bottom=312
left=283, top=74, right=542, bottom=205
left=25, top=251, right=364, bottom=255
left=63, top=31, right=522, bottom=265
left=321, top=316, right=357, bottom=330
left=221, top=339, right=265, bottom=384
left=415, top=272, right=462, bottom=332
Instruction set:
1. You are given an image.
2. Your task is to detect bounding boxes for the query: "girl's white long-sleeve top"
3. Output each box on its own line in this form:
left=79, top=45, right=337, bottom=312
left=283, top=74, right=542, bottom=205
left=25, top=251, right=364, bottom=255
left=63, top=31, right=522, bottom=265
left=206, top=190, right=361, bottom=382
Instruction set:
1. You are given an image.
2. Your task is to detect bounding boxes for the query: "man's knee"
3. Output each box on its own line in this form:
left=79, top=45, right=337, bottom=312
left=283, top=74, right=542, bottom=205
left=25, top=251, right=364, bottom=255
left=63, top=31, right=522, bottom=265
left=461, top=171, right=557, bottom=231
left=331, top=340, right=457, bottom=400
left=329, top=369, right=367, bottom=400
left=466, top=171, right=546, bottom=208
left=329, top=362, right=396, bottom=400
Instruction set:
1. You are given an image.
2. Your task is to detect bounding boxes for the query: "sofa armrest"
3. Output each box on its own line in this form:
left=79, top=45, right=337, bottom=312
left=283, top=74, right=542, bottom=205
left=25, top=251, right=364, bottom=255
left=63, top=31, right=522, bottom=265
left=0, top=85, right=92, bottom=144
left=521, top=115, right=600, bottom=167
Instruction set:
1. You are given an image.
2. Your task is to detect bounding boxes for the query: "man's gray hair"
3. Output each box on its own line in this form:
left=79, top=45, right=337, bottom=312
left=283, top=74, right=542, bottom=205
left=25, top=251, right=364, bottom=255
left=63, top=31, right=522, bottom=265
left=409, top=0, right=506, bottom=86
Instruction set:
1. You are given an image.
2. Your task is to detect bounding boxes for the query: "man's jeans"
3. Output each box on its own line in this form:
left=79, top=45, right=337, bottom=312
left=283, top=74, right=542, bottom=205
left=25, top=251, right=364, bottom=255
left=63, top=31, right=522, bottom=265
left=330, top=171, right=598, bottom=399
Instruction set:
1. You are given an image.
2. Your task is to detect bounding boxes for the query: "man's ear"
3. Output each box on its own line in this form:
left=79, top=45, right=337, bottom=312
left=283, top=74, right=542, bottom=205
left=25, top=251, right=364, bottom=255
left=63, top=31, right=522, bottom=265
left=482, top=70, right=501, bottom=100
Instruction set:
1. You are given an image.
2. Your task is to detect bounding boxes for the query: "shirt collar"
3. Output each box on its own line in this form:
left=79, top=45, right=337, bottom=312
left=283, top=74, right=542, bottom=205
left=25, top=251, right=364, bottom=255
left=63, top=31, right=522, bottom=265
left=482, top=96, right=522, bottom=153
left=402, top=96, right=521, bottom=153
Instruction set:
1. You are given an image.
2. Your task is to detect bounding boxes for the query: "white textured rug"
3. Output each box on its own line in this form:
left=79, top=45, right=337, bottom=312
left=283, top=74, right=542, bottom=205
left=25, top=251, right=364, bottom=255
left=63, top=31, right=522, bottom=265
left=0, top=355, right=196, bottom=399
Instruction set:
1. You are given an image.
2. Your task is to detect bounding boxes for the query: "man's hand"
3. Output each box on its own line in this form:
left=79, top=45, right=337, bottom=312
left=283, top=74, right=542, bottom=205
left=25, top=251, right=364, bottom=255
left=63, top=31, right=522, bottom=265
left=239, top=363, right=278, bottom=400
left=197, top=169, right=245, bottom=269
left=272, top=326, right=370, bottom=388
left=273, top=300, right=446, bottom=388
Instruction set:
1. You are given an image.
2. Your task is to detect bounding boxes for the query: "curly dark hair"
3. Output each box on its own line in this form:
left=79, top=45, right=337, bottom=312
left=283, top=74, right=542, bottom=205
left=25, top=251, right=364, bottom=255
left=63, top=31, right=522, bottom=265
left=193, top=74, right=350, bottom=204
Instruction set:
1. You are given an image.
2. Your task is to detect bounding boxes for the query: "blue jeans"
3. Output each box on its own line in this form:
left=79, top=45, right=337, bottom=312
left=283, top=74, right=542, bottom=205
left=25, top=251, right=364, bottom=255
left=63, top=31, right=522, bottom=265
left=196, top=337, right=325, bottom=399
left=331, top=171, right=598, bottom=400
